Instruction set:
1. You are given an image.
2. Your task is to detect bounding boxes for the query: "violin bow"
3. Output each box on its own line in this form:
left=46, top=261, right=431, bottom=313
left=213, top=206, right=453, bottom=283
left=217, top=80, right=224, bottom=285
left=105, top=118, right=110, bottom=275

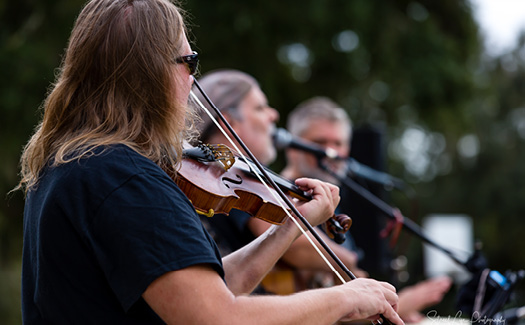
left=191, top=78, right=393, bottom=325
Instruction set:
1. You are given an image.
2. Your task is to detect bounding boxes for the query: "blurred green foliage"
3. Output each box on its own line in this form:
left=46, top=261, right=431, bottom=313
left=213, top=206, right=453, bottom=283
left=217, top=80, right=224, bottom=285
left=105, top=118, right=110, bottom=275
left=2, top=0, right=525, bottom=322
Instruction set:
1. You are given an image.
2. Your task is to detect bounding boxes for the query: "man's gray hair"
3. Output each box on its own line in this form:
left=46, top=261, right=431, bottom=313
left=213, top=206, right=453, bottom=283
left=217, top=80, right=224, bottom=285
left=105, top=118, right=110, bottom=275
left=287, top=96, right=352, bottom=139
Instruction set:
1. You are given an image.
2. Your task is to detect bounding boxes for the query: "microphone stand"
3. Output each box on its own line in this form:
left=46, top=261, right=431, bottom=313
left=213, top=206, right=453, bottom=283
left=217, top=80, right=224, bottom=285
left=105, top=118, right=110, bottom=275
left=319, top=160, right=466, bottom=267
left=318, top=159, right=525, bottom=321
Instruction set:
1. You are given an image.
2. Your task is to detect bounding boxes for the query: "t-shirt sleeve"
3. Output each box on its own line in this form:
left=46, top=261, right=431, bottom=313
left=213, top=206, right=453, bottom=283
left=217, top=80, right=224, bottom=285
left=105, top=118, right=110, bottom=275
left=89, top=171, right=223, bottom=311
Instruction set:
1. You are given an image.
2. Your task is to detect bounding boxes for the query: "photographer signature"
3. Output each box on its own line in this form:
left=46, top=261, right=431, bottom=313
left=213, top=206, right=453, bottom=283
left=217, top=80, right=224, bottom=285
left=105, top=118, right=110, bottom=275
left=426, top=310, right=506, bottom=324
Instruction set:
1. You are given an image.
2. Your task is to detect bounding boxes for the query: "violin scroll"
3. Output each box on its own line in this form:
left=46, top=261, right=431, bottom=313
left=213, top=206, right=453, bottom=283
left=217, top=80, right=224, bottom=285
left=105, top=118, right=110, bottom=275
left=324, top=214, right=352, bottom=244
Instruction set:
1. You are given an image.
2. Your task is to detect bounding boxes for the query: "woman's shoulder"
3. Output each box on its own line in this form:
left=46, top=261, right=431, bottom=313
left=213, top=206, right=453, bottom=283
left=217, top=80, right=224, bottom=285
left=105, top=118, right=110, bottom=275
left=80, top=144, right=161, bottom=175
left=50, top=144, right=167, bottom=193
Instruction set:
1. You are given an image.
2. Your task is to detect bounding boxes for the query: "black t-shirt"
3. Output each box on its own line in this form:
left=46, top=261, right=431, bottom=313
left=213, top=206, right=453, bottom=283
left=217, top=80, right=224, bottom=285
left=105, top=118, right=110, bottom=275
left=200, top=209, right=255, bottom=257
left=22, top=145, right=224, bottom=324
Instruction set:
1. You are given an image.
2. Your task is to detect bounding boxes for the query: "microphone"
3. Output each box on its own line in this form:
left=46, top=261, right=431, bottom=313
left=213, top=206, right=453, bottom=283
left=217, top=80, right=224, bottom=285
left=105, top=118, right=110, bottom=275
left=272, top=128, right=405, bottom=190
left=272, top=128, right=341, bottom=160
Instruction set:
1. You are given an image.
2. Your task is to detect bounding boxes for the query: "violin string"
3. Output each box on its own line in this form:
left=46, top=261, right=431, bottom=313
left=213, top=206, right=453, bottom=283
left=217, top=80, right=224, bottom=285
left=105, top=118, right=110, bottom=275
left=189, top=90, right=346, bottom=284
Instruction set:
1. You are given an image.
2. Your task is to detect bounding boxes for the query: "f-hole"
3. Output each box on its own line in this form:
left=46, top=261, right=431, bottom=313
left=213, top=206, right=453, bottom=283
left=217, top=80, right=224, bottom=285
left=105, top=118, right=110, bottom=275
left=222, top=174, right=243, bottom=188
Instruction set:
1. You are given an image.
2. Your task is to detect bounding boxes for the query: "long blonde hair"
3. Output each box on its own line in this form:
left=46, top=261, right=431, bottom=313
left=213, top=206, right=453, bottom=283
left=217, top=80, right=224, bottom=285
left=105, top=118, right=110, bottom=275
left=18, top=0, right=194, bottom=193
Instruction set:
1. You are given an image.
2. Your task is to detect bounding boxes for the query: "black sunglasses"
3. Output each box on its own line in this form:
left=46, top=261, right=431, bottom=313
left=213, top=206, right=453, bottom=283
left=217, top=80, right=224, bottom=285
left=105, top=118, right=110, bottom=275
left=176, top=51, right=199, bottom=75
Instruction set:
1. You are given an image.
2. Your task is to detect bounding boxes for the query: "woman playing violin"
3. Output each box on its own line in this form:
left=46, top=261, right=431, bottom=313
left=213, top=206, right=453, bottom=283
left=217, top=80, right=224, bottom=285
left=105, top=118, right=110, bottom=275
left=17, top=0, right=403, bottom=324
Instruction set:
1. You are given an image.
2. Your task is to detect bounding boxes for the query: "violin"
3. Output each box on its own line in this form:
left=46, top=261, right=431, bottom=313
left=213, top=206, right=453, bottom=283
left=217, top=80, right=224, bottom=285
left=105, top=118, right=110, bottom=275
left=176, top=143, right=351, bottom=242
left=190, top=79, right=395, bottom=325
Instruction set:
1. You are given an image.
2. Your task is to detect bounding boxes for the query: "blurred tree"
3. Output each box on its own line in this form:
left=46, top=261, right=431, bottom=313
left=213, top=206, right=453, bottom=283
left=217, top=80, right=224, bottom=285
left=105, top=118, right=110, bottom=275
left=185, top=0, right=481, bottom=179
left=419, top=37, right=525, bottom=277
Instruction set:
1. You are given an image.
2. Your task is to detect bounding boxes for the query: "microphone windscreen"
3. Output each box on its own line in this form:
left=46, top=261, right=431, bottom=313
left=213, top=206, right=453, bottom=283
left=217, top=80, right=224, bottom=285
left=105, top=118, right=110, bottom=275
left=272, top=128, right=293, bottom=150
